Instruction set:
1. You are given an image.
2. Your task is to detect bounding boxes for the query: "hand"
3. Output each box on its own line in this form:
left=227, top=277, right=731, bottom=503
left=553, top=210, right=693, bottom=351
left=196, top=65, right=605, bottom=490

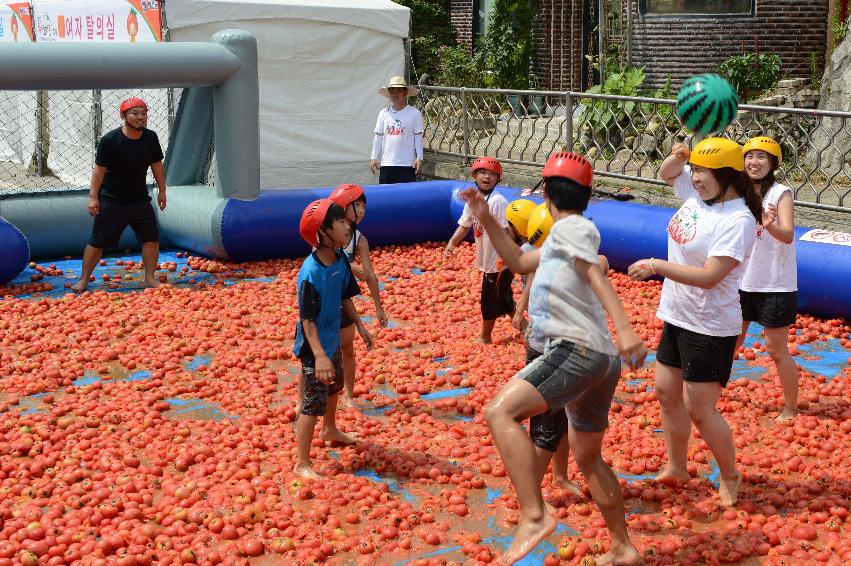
left=627, top=258, right=653, bottom=281
left=617, top=328, right=647, bottom=370
left=671, top=143, right=691, bottom=162
left=443, top=242, right=455, bottom=258
left=315, top=355, right=334, bottom=384
left=157, top=190, right=167, bottom=211
left=370, top=159, right=379, bottom=175
left=762, top=204, right=778, bottom=229
left=459, top=186, right=490, bottom=220
left=358, top=324, right=374, bottom=350
left=512, top=312, right=528, bottom=332
left=413, top=159, right=423, bottom=173
left=376, top=308, right=389, bottom=328
left=87, top=196, right=100, bottom=218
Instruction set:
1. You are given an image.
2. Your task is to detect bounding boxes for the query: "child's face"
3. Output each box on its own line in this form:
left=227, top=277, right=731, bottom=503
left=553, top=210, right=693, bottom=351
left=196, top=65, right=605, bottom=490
left=346, top=200, right=366, bottom=224
left=321, top=217, right=351, bottom=248
left=473, top=169, right=498, bottom=192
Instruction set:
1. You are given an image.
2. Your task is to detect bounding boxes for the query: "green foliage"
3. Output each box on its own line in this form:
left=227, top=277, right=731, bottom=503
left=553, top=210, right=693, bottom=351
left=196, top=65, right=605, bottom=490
left=716, top=52, right=782, bottom=102
left=393, top=0, right=455, bottom=79
left=479, top=0, right=534, bottom=89
left=582, top=67, right=646, bottom=134
left=810, top=52, right=822, bottom=91
left=433, top=44, right=489, bottom=88
left=832, top=3, right=849, bottom=48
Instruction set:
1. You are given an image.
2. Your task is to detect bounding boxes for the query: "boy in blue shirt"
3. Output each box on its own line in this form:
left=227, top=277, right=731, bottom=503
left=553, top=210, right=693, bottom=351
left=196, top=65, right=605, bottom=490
left=293, top=199, right=373, bottom=479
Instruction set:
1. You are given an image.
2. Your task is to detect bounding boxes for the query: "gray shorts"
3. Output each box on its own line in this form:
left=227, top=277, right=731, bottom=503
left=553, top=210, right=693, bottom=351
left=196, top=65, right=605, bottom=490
left=516, top=339, right=620, bottom=433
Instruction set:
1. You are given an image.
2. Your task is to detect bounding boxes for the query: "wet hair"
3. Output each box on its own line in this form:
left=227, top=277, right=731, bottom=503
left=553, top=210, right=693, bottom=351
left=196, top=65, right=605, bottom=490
left=543, top=176, right=591, bottom=212
left=710, top=168, right=763, bottom=220
left=317, top=202, right=346, bottom=245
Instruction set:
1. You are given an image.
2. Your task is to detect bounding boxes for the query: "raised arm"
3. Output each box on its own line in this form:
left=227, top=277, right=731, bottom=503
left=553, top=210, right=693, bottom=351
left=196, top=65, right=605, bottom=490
left=762, top=191, right=795, bottom=245
left=659, top=143, right=691, bottom=186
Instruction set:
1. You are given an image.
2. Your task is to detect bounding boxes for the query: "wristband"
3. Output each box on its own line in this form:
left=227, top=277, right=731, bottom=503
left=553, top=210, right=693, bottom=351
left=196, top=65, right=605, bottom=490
left=649, top=258, right=656, bottom=275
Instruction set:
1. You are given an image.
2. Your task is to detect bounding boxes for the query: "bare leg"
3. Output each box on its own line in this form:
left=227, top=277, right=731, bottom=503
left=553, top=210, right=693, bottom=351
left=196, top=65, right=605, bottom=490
left=338, top=324, right=358, bottom=409
left=484, top=379, right=555, bottom=565
left=734, top=320, right=750, bottom=354
left=71, top=245, right=103, bottom=291
left=478, top=319, right=496, bottom=344
left=571, top=427, right=642, bottom=566
left=764, top=325, right=798, bottom=420
left=654, top=362, right=692, bottom=483
left=141, top=241, right=160, bottom=287
left=294, top=373, right=304, bottom=414
left=684, top=382, right=740, bottom=506
left=294, top=413, right=320, bottom=479
left=551, top=435, right=582, bottom=495
left=320, top=393, right=356, bottom=445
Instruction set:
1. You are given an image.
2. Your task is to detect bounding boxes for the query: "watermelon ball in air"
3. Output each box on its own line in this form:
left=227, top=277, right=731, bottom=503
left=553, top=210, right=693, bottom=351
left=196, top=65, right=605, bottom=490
left=675, top=73, right=739, bottom=135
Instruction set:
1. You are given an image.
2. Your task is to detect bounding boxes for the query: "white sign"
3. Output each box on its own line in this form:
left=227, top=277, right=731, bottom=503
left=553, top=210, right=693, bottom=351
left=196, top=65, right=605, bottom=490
left=799, top=229, right=851, bottom=247
left=32, top=0, right=161, bottom=43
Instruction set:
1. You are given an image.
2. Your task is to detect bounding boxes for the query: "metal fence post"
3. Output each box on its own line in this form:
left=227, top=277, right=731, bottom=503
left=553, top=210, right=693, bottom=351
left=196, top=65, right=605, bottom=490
left=461, top=88, right=470, bottom=164
left=92, top=89, right=103, bottom=146
left=565, top=91, right=574, bottom=152
left=167, top=88, right=175, bottom=132
left=35, top=91, right=48, bottom=177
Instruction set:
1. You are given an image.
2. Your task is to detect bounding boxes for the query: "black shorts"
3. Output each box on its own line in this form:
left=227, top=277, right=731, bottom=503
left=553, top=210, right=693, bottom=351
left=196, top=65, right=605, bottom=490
left=516, top=340, right=620, bottom=433
left=526, top=346, right=569, bottom=452
left=300, top=349, right=344, bottom=416
left=340, top=307, right=355, bottom=329
left=655, top=322, right=738, bottom=387
left=379, top=166, right=417, bottom=184
left=739, top=290, right=797, bottom=328
left=90, top=197, right=158, bottom=249
left=481, top=270, right=515, bottom=320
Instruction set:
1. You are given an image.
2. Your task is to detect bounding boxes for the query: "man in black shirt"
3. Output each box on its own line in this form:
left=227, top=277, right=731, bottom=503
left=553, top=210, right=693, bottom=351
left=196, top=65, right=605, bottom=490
left=71, top=97, right=167, bottom=291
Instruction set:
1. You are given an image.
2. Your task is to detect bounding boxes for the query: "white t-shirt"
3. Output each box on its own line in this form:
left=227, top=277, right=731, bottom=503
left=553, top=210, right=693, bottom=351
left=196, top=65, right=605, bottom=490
left=528, top=215, right=617, bottom=356
left=458, top=190, right=509, bottom=273
left=740, top=182, right=797, bottom=293
left=372, top=105, right=424, bottom=167
left=657, top=168, right=757, bottom=337
left=342, top=228, right=362, bottom=262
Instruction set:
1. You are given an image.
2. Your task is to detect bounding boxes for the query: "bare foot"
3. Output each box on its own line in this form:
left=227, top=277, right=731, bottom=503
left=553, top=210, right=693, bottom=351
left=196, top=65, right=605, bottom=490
left=655, top=466, right=691, bottom=485
left=143, top=279, right=161, bottom=288
left=70, top=280, right=88, bottom=293
left=553, top=476, right=583, bottom=497
left=776, top=408, right=797, bottom=422
left=476, top=337, right=493, bottom=345
left=497, top=511, right=555, bottom=565
left=319, top=429, right=357, bottom=445
left=718, top=473, right=741, bottom=507
left=594, top=544, right=644, bottom=566
left=294, top=464, right=320, bottom=480
left=339, top=395, right=360, bottom=412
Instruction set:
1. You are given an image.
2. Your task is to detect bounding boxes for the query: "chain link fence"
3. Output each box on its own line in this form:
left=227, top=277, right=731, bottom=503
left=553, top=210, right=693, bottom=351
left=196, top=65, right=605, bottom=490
left=0, top=88, right=177, bottom=194
left=417, top=86, right=851, bottom=212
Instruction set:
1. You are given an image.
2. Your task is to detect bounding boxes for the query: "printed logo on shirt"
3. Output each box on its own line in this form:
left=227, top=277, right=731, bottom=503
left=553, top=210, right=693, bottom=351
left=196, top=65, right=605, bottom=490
left=386, top=118, right=405, bottom=136
left=756, top=224, right=765, bottom=239
left=668, top=206, right=698, bottom=245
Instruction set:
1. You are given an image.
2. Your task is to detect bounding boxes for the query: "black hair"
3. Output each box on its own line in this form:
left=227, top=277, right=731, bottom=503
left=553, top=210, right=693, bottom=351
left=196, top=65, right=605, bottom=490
left=753, top=155, right=778, bottom=198
left=711, top=168, right=763, bottom=220
left=543, top=176, right=591, bottom=212
left=317, top=202, right=346, bottom=246
left=355, top=194, right=367, bottom=205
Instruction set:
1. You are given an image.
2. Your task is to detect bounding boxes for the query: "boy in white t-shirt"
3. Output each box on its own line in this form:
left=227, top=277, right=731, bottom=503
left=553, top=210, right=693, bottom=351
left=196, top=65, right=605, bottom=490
left=444, top=156, right=514, bottom=344
left=370, top=76, right=424, bottom=184
left=463, top=152, right=647, bottom=566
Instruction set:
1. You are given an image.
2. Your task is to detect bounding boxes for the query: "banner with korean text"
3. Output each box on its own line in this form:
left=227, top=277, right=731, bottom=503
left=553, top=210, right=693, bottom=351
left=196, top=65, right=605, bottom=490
left=32, top=0, right=161, bottom=43
left=0, top=3, right=35, bottom=42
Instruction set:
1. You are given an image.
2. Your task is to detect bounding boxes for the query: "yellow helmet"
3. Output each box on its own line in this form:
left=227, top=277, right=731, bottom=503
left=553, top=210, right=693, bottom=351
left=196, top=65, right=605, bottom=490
left=689, top=137, right=744, bottom=171
left=505, top=199, right=537, bottom=238
left=742, top=136, right=782, bottom=161
left=527, top=202, right=553, bottom=248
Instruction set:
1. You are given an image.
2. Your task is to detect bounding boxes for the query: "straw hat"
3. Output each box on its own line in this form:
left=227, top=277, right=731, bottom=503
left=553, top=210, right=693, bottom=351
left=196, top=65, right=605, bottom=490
left=378, top=76, right=420, bottom=98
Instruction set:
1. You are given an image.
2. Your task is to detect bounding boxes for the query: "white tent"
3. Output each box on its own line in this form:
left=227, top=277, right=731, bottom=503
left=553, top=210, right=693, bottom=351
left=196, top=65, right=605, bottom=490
left=166, top=0, right=411, bottom=189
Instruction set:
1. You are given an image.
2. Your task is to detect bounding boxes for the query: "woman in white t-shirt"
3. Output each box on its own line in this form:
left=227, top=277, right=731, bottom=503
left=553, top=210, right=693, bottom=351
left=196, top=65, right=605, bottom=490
left=738, top=136, right=798, bottom=420
left=628, top=138, right=761, bottom=507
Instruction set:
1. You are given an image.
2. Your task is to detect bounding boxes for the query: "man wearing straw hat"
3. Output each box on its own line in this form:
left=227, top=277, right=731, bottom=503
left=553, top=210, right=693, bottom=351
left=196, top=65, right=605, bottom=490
left=370, top=76, right=424, bottom=184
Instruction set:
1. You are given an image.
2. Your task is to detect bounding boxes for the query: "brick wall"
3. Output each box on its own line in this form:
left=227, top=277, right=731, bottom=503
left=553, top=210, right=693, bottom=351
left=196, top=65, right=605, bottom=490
left=532, top=0, right=585, bottom=91
left=629, top=0, right=829, bottom=89
left=449, top=0, right=474, bottom=52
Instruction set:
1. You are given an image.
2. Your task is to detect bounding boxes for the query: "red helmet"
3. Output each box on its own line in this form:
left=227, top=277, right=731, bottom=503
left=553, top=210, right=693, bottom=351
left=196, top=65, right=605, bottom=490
left=471, top=156, right=503, bottom=177
left=119, top=97, right=148, bottom=115
left=299, top=199, right=334, bottom=247
left=541, top=152, right=593, bottom=187
left=329, top=183, right=364, bottom=209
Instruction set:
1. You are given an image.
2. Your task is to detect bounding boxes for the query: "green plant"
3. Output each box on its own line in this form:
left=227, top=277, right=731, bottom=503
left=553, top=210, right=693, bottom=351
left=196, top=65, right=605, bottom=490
left=582, top=67, right=646, bottom=134
left=810, top=52, right=822, bottom=91
left=479, top=0, right=534, bottom=89
left=433, top=44, right=489, bottom=88
left=716, top=52, right=781, bottom=102
left=832, top=3, right=849, bottom=47
left=393, top=0, right=455, bottom=79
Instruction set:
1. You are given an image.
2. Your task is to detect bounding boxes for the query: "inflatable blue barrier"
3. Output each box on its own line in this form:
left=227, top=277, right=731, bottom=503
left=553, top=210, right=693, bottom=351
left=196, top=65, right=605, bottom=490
left=0, top=217, right=29, bottom=285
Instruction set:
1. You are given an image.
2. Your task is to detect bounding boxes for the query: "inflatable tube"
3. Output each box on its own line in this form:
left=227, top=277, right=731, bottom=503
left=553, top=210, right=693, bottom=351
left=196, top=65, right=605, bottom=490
left=0, top=217, right=29, bottom=285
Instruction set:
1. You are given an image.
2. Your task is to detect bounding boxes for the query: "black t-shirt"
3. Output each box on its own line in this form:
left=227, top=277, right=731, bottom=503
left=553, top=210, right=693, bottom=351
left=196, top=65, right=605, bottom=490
left=95, top=127, right=164, bottom=202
